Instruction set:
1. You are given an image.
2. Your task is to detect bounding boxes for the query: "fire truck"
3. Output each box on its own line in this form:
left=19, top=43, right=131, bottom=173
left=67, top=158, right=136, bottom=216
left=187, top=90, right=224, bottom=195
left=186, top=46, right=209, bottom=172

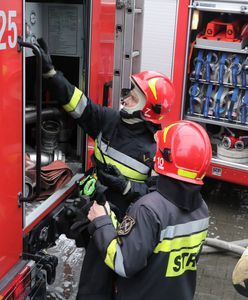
left=0, top=0, right=135, bottom=298
left=172, top=0, right=248, bottom=186
left=1, top=0, right=248, bottom=298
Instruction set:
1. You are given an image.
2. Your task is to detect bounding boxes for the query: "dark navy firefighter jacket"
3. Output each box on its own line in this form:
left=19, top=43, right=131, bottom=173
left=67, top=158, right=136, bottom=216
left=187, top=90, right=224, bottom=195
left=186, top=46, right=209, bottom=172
left=47, top=72, right=156, bottom=214
left=89, top=175, right=209, bottom=300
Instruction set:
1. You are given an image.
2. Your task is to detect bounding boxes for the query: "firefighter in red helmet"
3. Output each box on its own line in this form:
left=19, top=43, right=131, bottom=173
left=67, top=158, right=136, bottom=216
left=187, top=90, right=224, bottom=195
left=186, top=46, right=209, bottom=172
left=121, top=70, right=175, bottom=124
left=88, top=120, right=212, bottom=300
left=37, top=39, right=175, bottom=299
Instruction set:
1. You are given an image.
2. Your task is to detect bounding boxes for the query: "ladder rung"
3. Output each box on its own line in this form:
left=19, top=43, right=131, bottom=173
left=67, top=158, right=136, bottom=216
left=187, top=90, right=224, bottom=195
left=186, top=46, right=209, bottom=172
left=132, top=51, right=140, bottom=58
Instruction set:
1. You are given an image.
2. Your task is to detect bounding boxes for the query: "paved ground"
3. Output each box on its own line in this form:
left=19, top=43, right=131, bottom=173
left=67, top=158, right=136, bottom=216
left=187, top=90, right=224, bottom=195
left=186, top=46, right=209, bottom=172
left=47, top=178, right=248, bottom=300
left=195, top=179, right=248, bottom=300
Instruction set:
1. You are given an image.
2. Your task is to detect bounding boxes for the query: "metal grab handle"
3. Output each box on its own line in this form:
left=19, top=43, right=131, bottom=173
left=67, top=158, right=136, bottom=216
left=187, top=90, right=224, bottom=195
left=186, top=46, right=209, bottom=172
left=102, top=81, right=112, bottom=107
left=18, top=36, right=42, bottom=201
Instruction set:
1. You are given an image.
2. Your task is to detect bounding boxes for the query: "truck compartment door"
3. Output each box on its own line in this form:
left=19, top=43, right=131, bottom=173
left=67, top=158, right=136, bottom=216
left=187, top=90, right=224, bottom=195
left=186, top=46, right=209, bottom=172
left=0, top=0, right=23, bottom=279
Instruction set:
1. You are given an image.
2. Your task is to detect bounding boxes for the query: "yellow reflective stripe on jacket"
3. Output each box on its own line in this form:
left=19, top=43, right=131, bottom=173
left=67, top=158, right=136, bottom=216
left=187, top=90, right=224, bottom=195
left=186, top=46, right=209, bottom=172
left=166, top=243, right=202, bottom=277
left=63, top=87, right=83, bottom=112
left=160, top=217, right=209, bottom=241
left=104, top=239, right=117, bottom=271
left=110, top=211, right=118, bottom=229
left=94, top=144, right=148, bottom=182
left=154, top=230, right=208, bottom=253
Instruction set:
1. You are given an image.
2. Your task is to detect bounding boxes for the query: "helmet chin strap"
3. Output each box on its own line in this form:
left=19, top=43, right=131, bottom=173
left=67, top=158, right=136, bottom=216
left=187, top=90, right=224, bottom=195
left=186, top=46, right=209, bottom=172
left=120, top=109, right=144, bottom=124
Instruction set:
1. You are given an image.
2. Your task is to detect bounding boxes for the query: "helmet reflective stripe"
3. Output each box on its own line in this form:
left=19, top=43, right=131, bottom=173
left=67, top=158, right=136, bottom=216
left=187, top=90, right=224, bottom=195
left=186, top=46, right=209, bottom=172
left=63, top=88, right=87, bottom=119
left=159, top=217, right=209, bottom=241
left=148, top=78, right=159, bottom=101
left=178, top=169, right=197, bottom=180
left=163, top=123, right=180, bottom=143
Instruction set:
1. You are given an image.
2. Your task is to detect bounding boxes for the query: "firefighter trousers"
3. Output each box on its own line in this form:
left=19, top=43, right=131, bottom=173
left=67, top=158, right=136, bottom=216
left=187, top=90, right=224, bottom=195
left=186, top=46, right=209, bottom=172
left=76, top=239, right=115, bottom=300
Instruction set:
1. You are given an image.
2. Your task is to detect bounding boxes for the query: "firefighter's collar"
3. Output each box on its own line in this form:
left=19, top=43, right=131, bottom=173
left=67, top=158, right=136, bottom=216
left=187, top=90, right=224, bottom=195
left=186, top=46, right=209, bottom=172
left=157, top=175, right=203, bottom=212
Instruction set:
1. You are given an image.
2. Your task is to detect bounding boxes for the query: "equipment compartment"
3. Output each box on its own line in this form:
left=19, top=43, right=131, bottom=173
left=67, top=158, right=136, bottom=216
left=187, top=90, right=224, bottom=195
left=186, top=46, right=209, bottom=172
left=183, top=3, right=248, bottom=172
left=23, top=1, right=87, bottom=230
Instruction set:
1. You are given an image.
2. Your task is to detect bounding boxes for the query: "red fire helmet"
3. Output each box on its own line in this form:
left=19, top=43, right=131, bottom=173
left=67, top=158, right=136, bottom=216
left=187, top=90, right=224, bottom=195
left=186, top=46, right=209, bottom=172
left=154, top=120, right=212, bottom=184
left=131, top=71, right=175, bottom=124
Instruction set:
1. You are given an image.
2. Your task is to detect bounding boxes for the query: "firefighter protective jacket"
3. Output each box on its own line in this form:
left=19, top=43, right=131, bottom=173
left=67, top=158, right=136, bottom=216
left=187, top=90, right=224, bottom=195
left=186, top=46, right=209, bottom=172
left=47, top=72, right=156, bottom=213
left=89, top=176, right=209, bottom=300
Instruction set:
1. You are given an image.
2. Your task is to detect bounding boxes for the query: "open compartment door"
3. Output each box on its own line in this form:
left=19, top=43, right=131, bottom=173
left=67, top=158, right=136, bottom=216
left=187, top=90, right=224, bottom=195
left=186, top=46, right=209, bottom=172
left=0, top=0, right=23, bottom=279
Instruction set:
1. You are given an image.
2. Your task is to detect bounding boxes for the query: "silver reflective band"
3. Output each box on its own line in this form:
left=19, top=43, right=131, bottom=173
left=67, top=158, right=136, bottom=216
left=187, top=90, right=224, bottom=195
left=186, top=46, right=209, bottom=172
left=160, top=217, right=209, bottom=241
left=97, top=135, right=150, bottom=175
left=69, top=94, right=88, bottom=119
left=115, top=244, right=127, bottom=277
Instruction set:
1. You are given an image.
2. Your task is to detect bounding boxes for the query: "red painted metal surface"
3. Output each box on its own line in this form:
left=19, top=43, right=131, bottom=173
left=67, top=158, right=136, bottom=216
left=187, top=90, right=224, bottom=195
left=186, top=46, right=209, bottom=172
left=89, top=0, right=115, bottom=104
left=23, top=183, right=79, bottom=235
left=207, top=163, right=248, bottom=186
left=87, top=0, right=115, bottom=169
left=170, top=0, right=190, bottom=128
left=0, top=0, right=23, bottom=279
left=172, top=1, right=248, bottom=186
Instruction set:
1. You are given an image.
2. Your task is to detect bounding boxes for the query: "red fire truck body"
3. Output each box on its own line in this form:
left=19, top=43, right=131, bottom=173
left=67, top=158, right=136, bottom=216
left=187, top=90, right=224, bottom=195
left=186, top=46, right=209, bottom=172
left=0, top=0, right=116, bottom=298
left=173, top=0, right=248, bottom=186
left=2, top=0, right=248, bottom=298
left=0, top=0, right=23, bottom=283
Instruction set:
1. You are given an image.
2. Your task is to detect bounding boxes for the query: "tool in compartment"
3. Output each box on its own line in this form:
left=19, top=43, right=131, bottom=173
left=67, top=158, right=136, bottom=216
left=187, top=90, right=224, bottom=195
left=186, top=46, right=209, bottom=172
left=240, top=89, right=248, bottom=125
left=193, top=50, right=204, bottom=80
left=230, top=55, right=242, bottom=86
left=214, top=85, right=225, bottom=119
left=203, top=83, right=213, bottom=117
left=222, top=128, right=248, bottom=151
left=189, top=83, right=206, bottom=114
left=227, top=87, right=240, bottom=121
left=199, top=19, right=243, bottom=42
left=204, top=52, right=218, bottom=82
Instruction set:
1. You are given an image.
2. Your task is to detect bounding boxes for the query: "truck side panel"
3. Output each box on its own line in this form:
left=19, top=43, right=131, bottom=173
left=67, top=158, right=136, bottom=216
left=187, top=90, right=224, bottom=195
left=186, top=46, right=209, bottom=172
left=89, top=0, right=115, bottom=104
left=0, top=0, right=23, bottom=279
left=87, top=0, right=115, bottom=168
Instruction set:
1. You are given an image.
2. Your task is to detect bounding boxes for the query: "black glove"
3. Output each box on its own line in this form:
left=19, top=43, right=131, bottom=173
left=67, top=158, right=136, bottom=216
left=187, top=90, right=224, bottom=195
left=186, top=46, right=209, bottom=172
left=97, top=164, right=129, bottom=194
left=69, top=202, right=92, bottom=248
left=94, top=181, right=107, bottom=205
left=55, top=197, right=91, bottom=248
left=36, top=38, right=55, bottom=74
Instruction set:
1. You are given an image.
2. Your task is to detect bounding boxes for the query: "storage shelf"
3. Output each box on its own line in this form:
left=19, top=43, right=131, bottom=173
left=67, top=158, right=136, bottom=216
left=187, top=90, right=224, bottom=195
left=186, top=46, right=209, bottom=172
left=211, top=156, right=248, bottom=171
left=194, top=44, right=248, bottom=55
left=189, top=78, right=248, bottom=90
left=185, top=114, right=248, bottom=131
